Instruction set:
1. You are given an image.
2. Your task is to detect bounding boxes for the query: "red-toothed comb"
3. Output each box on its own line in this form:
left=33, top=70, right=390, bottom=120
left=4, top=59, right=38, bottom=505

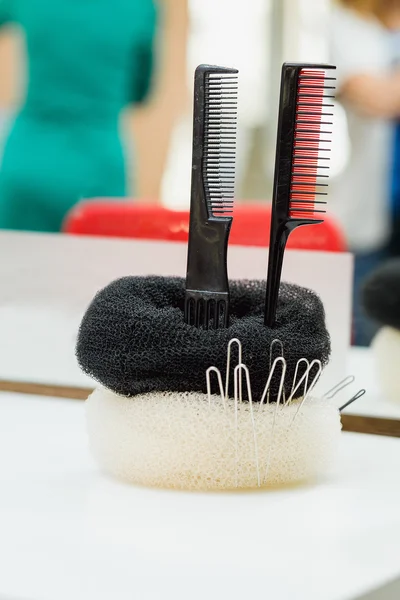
left=264, top=62, right=336, bottom=327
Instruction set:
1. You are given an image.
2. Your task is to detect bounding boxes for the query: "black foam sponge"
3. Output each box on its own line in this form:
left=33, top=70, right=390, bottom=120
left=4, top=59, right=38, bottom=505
left=362, top=258, right=400, bottom=330
left=76, top=276, right=330, bottom=401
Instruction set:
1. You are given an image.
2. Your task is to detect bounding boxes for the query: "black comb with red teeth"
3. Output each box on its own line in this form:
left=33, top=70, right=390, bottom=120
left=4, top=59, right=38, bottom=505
left=264, top=62, right=336, bottom=327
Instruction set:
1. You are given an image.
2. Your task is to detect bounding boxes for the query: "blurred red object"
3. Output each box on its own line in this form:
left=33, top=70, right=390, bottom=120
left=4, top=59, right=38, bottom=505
left=63, top=199, right=346, bottom=252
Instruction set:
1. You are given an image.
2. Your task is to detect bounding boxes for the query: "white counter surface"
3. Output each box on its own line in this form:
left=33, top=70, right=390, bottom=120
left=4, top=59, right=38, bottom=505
left=1, top=392, right=400, bottom=600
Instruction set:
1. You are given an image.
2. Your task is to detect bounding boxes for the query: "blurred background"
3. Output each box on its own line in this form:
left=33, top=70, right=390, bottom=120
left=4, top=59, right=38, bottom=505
left=0, top=0, right=345, bottom=210
left=1, top=0, right=400, bottom=347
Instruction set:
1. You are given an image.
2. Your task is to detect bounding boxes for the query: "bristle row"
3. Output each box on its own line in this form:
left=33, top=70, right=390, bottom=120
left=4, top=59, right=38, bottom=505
left=203, top=71, right=238, bottom=217
left=290, top=68, right=335, bottom=219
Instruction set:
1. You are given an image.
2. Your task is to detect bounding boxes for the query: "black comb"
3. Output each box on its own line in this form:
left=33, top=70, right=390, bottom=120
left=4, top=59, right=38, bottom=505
left=265, top=62, right=336, bottom=327
left=184, top=64, right=238, bottom=329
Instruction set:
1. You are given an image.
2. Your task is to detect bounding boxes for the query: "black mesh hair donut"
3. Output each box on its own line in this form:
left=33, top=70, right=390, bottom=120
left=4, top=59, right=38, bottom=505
left=76, top=276, right=330, bottom=401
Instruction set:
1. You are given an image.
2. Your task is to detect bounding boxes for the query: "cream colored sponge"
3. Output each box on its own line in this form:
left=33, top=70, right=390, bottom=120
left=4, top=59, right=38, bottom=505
left=86, top=387, right=342, bottom=491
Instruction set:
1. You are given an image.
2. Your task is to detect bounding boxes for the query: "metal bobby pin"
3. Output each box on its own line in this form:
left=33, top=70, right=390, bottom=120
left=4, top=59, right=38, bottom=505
left=339, top=389, right=366, bottom=412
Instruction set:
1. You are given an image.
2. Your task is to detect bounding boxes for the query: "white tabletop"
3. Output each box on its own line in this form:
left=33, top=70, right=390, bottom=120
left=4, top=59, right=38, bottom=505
left=1, top=391, right=400, bottom=600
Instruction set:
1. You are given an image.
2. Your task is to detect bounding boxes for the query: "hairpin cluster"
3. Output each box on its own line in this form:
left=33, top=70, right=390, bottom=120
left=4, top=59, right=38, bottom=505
left=204, top=338, right=364, bottom=487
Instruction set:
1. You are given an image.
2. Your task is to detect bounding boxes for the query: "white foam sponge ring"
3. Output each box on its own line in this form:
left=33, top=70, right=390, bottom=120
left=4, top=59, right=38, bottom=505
left=372, top=326, right=400, bottom=404
left=86, top=388, right=342, bottom=491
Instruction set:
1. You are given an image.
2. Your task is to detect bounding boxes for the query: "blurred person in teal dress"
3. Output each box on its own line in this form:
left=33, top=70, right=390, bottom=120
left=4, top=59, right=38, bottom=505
left=0, top=0, right=157, bottom=232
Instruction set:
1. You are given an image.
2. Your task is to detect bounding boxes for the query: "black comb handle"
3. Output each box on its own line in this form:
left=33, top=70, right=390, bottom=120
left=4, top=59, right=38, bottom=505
left=264, top=217, right=319, bottom=327
left=185, top=211, right=232, bottom=328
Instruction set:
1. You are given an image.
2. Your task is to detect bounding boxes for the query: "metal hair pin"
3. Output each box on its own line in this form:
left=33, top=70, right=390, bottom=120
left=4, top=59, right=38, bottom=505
left=205, top=338, right=366, bottom=487
left=339, top=389, right=366, bottom=412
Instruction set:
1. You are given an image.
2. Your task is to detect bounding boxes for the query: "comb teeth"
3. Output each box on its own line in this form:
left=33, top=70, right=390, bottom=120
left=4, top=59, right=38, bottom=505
left=204, top=71, right=238, bottom=217
left=290, top=68, right=336, bottom=220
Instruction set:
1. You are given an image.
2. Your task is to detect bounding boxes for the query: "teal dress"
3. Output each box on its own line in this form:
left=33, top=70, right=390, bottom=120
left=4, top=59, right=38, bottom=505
left=0, top=0, right=157, bottom=231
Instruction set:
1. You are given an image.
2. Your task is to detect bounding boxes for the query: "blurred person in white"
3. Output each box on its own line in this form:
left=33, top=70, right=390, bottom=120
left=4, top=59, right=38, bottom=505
left=330, top=0, right=400, bottom=346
